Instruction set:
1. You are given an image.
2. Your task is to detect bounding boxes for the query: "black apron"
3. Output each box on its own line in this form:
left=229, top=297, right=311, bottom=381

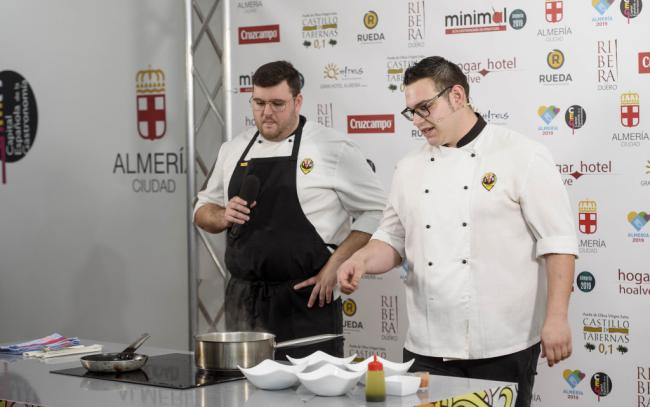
left=224, top=117, right=343, bottom=359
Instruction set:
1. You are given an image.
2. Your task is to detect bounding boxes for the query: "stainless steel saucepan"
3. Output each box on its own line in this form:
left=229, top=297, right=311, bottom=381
left=80, top=333, right=151, bottom=373
left=194, top=331, right=342, bottom=370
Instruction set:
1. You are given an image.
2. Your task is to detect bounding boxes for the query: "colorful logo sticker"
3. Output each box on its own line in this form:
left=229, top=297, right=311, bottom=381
left=620, top=0, right=643, bottom=20
left=482, top=172, right=497, bottom=191
left=538, top=105, right=561, bottom=124
left=590, top=372, right=612, bottom=401
left=300, top=158, right=314, bottom=174
left=628, top=211, right=649, bottom=231
left=563, top=369, right=586, bottom=388
left=592, top=0, right=615, bottom=15
left=565, top=105, right=587, bottom=133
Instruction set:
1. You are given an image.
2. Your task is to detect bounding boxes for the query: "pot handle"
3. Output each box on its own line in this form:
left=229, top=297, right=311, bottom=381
left=275, top=334, right=343, bottom=349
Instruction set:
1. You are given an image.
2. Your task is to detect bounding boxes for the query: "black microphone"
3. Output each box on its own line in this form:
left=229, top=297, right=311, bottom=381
left=229, top=174, right=260, bottom=239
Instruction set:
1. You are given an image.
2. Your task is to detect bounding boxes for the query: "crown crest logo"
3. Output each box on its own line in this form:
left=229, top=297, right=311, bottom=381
left=578, top=200, right=597, bottom=213
left=136, top=68, right=166, bottom=94
left=621, top=92, right=639, bottom=106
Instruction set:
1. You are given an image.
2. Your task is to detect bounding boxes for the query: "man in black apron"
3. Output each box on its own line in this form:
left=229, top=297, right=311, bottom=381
left=194, top=61, right=386, bottom=359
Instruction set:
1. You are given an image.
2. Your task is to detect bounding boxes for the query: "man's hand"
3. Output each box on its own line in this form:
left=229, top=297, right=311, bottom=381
left=293, top=264, right=338, bottom=308
left=223, top=196, right=255, bottom=227
left=540, top=315, right=572, bottom=367
left=337, top=258, right=367, bottom=295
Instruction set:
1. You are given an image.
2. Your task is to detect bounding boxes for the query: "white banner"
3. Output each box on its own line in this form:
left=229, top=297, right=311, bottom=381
left=228, top=1, right=649, bottom=405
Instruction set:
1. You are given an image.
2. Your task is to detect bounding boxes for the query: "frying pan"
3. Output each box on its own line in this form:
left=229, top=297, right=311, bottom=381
left=195, top=331, right=342, bottom=371
left=80, top=333, right=150, bottom=373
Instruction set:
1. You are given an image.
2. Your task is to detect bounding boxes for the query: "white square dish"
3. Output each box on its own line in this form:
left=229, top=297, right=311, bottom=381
left=238, top=359, right=308, bottom=390
left=296, top=363, right=364, bottom=396
left=385, top=375, right=421, bottom=396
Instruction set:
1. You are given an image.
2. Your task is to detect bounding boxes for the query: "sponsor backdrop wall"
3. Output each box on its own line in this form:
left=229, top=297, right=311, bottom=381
left=0, top=1, right=189, bottom=349
left=229, top=1, right=649, bottom=406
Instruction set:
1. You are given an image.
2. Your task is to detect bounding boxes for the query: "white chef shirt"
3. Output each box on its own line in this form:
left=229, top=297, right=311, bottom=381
left=372, top=123, right=578, bottom=359
left=195, top=120, right=387, bottom=246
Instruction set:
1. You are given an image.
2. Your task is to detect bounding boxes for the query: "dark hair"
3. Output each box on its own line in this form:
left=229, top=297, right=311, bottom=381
left=403, top=56, right=469, bottom=100
left=252, top=61, right=302, bottom=97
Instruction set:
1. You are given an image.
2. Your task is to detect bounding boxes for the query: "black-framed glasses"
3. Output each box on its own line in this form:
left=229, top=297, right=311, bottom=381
left=400, top=86, right=454, bottom=121
left=249, top=97, right=295, bottom=112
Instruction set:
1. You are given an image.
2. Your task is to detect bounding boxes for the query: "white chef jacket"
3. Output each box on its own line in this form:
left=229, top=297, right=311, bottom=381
left=195, top=120, right=387, bottom=246
left=372, top=123, right=578, bottom=359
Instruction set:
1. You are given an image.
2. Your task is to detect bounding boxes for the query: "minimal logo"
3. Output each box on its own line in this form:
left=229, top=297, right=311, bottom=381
left=481, top=172, right=497, bottom=191
left=0, top=70, right=39, bottom=185
left=565, top=105, right=587, bottom=132
left=590, top=372, right=613, bottom=401
left=578, top=200, right=597, bottom=234
left=620, top=92, right=640, bottom=127
left=238, top=24, right=280, bottom=44
left=136, top=68, right=167, bottom=141
left=343, top=298, right=357, bottom=317
left=547, top=49, right=565, bottom=69
left=563, top=369, right=586, bottom=388
left=545, top=0, right=564, bottom=22
left=576, top=271, right=596, bottom=292
left=238, top=72, right=253, bottom=93
left=363, top=11, right=378, bottom=29
left=300, top=158, right=314, bottom=174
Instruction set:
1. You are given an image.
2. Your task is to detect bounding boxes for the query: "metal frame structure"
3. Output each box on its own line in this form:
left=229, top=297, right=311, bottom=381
left=184, top=0, right=231, bottom=350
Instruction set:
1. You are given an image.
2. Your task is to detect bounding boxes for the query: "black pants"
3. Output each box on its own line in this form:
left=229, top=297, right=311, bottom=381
left=404, top=343, right=541, bottom=407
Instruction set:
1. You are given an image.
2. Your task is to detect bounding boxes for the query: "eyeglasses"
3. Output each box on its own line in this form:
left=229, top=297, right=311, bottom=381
left=401, top=86, right=454, bottom=121
left=250, top=97, right=295, bottom=113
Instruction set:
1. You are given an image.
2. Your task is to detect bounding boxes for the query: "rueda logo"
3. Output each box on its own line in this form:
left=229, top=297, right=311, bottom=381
left=347, top=115, right=395, bottom=134
left=238, top=24, right=280, bottom=44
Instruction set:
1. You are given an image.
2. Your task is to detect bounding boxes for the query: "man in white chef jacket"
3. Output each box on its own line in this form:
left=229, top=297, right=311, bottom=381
left=194, top=61, right=386, bottom=359
left=337, top=56, right=577, bottom=407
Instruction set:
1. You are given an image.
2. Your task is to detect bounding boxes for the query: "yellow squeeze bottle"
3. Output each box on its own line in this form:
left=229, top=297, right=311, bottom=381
left=365, top=355, right=386, bottom=402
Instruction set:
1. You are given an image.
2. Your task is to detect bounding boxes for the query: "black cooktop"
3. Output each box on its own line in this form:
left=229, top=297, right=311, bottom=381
left=50, top=353, right=244, bottom=389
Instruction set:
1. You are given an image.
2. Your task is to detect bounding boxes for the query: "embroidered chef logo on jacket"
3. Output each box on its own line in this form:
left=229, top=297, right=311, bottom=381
left=300, top=158, right=314, bottom=174
left=482, top=172, right=497, bottom=191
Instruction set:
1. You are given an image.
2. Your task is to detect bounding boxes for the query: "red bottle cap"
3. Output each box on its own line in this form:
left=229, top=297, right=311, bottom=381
left=368, top=355, right=383, bottom=371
